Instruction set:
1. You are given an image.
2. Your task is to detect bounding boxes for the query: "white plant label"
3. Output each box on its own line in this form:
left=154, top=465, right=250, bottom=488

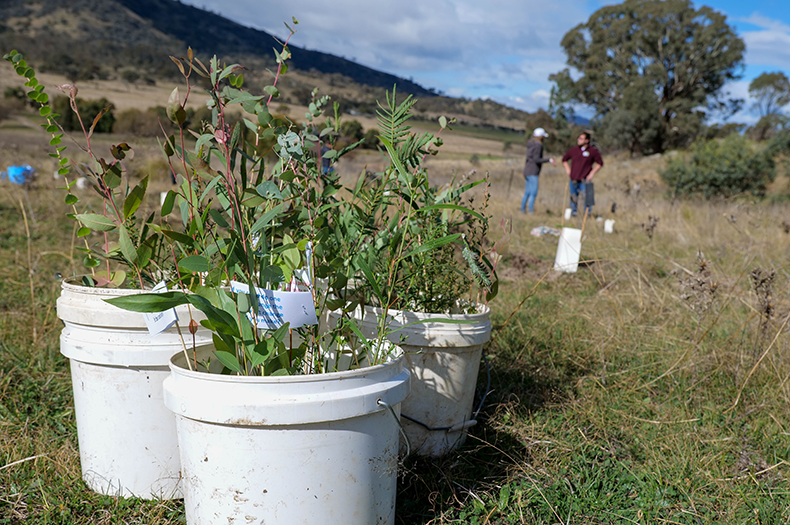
left=143, top=281, right=178, bottom=335
left=230, top=281, right=318, bottom=330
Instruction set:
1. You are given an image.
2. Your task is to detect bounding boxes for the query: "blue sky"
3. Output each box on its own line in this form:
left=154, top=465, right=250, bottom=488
left=181, top=0, right=790, bottom=125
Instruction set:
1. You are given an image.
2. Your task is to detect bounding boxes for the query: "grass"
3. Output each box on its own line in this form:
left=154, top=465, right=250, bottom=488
left=3, top=125, right=790, bottom=524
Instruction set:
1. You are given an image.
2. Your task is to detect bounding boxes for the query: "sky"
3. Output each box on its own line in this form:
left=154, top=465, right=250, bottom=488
left=181, top=0, right=790, bottom=125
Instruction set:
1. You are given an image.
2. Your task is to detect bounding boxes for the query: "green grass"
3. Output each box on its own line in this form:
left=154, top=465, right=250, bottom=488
left=3, top=159, right=790, bottom=524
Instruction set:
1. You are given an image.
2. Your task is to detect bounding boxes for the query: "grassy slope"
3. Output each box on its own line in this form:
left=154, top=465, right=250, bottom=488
left=2, top=117, right=790, bottom=524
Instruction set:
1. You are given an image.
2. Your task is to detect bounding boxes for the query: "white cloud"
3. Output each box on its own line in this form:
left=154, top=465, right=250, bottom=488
left=738, top=12, right=790, bottom=70
left=493, top=89, right=552, bottom=112
left=182, top=0, right=592, bottom=110
left=181, top=1, right=790, bottom=123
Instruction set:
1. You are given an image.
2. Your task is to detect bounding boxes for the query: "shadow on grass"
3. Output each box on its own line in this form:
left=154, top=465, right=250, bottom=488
left=396, top=307, right=595, bottom=524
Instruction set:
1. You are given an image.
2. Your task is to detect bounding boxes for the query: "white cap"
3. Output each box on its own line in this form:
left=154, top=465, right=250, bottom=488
left=533, top=127, right=549, bottom=138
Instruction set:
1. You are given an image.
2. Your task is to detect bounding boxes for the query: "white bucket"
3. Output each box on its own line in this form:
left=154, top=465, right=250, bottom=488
left=329, top=304, right=491, bottom=457
left=57, top=280, right=212, bottom=499
left=164, top=346, right=410, bottom=525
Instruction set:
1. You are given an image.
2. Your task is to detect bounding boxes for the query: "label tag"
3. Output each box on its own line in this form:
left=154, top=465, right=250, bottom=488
left=143, top=281, right=179, bottom=335
left=230, top=281, right=318, bottom=330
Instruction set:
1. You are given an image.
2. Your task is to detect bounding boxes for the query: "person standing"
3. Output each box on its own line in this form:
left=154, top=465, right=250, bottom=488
left=561, top=132, right=603, bottom=217
left=521, top=128, right=554, bottom=213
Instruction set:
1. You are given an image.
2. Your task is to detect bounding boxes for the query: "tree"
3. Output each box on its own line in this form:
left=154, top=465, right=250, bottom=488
left=749, top=72, right=790, bottom=117
left=553, top=0, right=745, bottom=153
left=121, top=69, right=140, bottom=86
left=747, top=72, right=790, bottom=141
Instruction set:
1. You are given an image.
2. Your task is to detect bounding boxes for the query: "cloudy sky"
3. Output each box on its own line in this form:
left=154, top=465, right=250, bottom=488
left=181, top=0, right=790, bottom=124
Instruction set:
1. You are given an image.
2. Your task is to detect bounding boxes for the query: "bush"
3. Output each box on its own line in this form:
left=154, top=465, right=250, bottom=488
left=51, top=95, right=115, bottom=133
left=362, top=128, right=380, bottom=150
left=120, top=69, right=140, bottom=84
left=114, top=108, right=163, bottom=137
left=660, top=134, right=775, bottom=198
left=340, top=119, right=364, bottom=142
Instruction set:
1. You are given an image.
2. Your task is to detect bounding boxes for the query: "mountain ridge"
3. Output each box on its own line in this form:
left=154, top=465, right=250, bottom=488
left=0, top=0, right=531, bottom=131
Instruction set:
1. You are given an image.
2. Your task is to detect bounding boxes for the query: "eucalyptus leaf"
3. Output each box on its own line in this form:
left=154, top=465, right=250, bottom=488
left=178, top=255, right=210, bottom=273
left=76, top=213, right=116, bottom=232
left=214, top=351, right=242, bottom=373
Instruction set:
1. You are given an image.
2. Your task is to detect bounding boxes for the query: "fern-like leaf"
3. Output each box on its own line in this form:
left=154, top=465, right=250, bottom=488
left=462, top=246, right=491, bottom=289
left=376, top=87, right=417, bottom=148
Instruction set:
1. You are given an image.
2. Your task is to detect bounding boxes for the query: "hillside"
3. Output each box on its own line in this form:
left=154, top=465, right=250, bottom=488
left=0, top=0, right=530, bottom=131
left=0, top=0, right=431, bottom=95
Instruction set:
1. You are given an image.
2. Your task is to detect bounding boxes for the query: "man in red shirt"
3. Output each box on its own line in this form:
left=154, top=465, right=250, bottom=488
left=561, top=132, right=603, bottom=217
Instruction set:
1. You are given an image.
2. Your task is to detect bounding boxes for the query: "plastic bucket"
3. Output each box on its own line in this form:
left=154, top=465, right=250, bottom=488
left=164, top=345, right=410, bottom=525
left=329, top=304, right=491, bottom=457
left=57, top=280, right=212, bottom=499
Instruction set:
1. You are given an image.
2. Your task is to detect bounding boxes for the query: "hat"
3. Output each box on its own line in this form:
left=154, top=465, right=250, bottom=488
left=533, top=127, right=549, bottom=138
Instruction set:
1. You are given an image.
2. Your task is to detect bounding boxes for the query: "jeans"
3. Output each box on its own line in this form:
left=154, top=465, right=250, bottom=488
left=569, top=180, right=592, bottom=216
left=521, top=175, right=539, bottom=212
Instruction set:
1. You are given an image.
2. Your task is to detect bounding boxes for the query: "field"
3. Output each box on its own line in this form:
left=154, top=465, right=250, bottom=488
left=3, top=94, right=790, bottom=525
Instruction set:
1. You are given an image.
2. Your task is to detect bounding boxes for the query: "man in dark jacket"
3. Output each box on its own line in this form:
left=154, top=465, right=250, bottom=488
left=521, top=128, right=554, bottom=213
left=561, top=132, right=603, bottom=217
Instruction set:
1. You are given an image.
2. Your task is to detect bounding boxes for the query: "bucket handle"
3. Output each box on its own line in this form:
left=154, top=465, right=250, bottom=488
left=377, top=399, right=411, bottom=457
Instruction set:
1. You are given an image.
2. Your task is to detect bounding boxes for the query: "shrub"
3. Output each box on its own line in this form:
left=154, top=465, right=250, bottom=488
left=660, top=134, right=775, bottom=198
left=339, top=119, right=363, bottom=141
left=120, top=69, right=140, bottom=84
left=114, top=108, right=162, bottom=137
left=51, top=95, right=115, bottom=133
left=362, top=128, right=380, bottom=150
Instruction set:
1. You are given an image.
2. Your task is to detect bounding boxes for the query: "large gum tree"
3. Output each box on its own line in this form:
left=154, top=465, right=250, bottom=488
left=551, top=0, right=745, bottom=154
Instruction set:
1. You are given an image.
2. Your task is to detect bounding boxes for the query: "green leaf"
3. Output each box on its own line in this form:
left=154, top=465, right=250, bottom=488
left=162, top=229, right=194, bottom=246
left=178, top=255, right=210, bottom=273
left=76, top=227, right=90, bottom=237
left=167, top=87, right=186, bottom=125
left=218, top=63, right=242, bottom=82
left=416, top=203, right=484, bottom=221
left=237, top=291, right=250, bottom=314
left=257, top=109, right=272, bottom=126
left=83, top=256, right=100, bottom=268
left=214, top=351, right=242, bottom=373
left=263, top=86, right=280, bottom=98
left=256, top=180, right=283, bottom=200
left=123, top=176, right=148, bottom=220
left=272, top=322, right=291, bottom=344
left=212, top=333, right=234, bottom=354
left=118, top=225, right=138, bottom=264
left=281, top=234, right=300, bottom=270
left=105, top=291, right=190, bottom=312
left=64, top=194, right=78, bottom=205
left=250, top=203, right=283, bottom=234
left=209, top=208, right=229, bottom=228
left=194, top=133, right=214, bottom=153
left=161, top=190, right=177, bottom=216
left=76, top=213, right=116, bottom=232
left=402, top=233, right=461, bottom=259
left=355, top=257, right=382, bottom=300
left=110, top=270, right=127, bottom=287
left=249, top=339, right=273, bottom=368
